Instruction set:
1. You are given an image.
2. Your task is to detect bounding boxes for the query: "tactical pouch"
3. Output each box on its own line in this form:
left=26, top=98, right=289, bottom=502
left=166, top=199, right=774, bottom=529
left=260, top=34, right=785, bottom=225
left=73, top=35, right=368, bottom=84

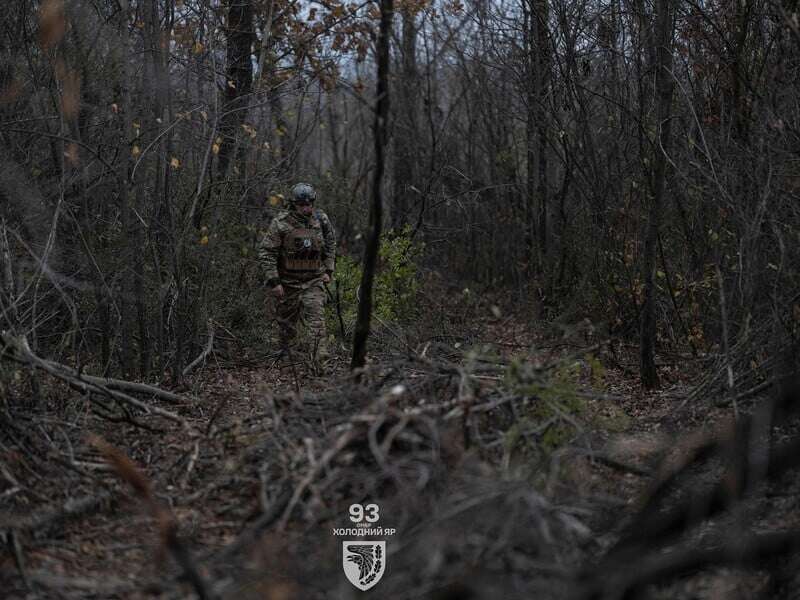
left=281, top=227, right=323, bottom=273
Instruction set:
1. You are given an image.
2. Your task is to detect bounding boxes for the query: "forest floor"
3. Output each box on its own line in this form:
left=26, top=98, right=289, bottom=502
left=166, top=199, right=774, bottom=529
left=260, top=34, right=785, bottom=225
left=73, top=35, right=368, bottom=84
left=2, top=297, right=799, bottom=599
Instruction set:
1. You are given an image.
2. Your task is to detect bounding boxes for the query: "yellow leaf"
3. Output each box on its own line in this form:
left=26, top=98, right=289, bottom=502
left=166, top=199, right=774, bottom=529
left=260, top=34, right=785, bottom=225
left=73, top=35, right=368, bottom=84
left=212, top=143, right=220, bottom=155
left=132, top=145, right=141, bottom=157
left=192, top=41, right=204, bottom=54
left=215, top=136, right=223, bottom=144
left=268, top=195, right=280, bottom=206
left=200, top=235, right=209, bottom=246
left=170, top=157, right=180, bottom=169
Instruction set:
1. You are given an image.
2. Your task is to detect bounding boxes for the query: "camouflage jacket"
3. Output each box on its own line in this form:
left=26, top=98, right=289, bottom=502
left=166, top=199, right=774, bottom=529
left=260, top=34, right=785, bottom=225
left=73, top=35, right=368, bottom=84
left=258, top=208, right=336, bottom=285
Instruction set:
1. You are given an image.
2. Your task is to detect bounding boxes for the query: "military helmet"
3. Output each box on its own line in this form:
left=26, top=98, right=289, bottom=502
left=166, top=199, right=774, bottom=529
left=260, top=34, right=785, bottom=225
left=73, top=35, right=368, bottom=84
left=291, top=182, right=317, bottom=204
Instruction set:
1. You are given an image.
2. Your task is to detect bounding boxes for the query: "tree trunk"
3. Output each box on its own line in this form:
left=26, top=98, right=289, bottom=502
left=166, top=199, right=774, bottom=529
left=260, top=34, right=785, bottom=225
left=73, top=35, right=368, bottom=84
left=639, top=0, right=675, bottom=389
left=391, top=6, right=418, bottom=229
left=351, top=0, right=393, bottom=371
left=0, top=219, right=18, bottom=331
left=534, top=0, right=550, bottom=272
left=216, top=0, right=255, bottom=180
left=523, top=0, right=550, bottom=294
left=119, top=0, right=133, bottom=378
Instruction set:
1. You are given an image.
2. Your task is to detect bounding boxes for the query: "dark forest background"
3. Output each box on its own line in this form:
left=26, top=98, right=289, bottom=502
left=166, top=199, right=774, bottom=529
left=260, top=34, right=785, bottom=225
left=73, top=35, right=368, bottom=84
left=2, top=0, right=799, bottom=388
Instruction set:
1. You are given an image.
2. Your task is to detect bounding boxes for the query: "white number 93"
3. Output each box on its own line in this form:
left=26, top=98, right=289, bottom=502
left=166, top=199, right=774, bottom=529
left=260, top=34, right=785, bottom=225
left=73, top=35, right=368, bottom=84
left=349, top=503, right=380, bottom=523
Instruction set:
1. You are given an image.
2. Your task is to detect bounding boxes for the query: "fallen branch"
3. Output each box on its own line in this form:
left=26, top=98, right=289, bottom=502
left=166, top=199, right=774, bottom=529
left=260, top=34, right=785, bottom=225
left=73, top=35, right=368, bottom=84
left=183, top=320, right=215, bottom=377
left=55, top=367, right=188, bottom=404
left=90, top=436, right=213, bottom=600
left=579, top=529, right=800, bottom=599
left=1, top=492, right=114, bottom=536
left=1, top=333, right=188, bottom=427
left=26, top=571, right=135, bottom=594
left=577, top=450, right=652, bottom=478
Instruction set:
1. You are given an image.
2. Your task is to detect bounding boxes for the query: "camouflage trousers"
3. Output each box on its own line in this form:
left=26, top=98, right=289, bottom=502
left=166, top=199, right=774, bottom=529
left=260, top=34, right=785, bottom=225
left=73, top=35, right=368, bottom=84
left=275, top=278, right=329, bottom=364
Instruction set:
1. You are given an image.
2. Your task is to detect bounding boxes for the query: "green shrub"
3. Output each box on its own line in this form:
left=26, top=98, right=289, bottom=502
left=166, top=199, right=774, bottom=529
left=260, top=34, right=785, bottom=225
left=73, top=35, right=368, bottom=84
left=327, top=226, right=421, bottom=338
left=502, top=358, right=588, bottom=464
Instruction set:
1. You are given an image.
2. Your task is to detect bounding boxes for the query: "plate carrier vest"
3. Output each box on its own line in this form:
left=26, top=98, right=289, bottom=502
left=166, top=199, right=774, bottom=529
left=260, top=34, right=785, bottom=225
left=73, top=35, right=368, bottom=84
left=280, top=221, right=323, bottom=275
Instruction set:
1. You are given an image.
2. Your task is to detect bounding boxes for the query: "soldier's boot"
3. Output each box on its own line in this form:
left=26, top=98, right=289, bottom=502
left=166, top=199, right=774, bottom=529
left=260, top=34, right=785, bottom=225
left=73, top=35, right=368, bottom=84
left=275, top=325, right=293, bottom=360
left=308, top=337, right=332, bottom=376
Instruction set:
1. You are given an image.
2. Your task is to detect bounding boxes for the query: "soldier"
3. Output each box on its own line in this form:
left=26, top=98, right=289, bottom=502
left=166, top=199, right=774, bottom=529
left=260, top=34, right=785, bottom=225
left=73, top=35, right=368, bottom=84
left=258, top=182, right=336, bottom=373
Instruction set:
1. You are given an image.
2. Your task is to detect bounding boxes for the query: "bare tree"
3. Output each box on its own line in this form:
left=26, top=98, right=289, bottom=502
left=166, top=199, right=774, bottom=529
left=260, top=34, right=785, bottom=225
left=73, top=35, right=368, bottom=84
left=351, top=0, right=394, bottom=371
left=639, top=0, right=676, bottom=389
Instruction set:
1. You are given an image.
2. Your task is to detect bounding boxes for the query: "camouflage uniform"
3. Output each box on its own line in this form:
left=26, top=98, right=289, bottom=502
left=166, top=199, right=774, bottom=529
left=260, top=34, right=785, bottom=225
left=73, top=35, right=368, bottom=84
left=258, top=207, right=336, bottom=366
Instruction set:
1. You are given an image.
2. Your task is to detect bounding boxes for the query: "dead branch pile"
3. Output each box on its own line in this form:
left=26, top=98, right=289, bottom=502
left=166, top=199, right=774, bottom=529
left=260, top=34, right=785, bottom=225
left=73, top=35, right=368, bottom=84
left=1, top=341, right=598, bottom=599
left=686, top=313, right=800, bottom=409
left=577, top=376, right=800, bottom=599
left=5, top=336, right=800, bottom=599
left=1, top=332, right=190, bottom=428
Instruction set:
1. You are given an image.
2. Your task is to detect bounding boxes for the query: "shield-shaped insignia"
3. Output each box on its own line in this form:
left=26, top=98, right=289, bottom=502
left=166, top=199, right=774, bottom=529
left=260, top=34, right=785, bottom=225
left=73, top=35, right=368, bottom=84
left=342, top=541, right=386, bottom=590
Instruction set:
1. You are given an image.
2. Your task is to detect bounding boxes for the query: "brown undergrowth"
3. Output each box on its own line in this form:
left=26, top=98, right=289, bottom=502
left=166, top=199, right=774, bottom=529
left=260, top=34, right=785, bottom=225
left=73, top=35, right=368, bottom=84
left=2, top=305, right=800, bottom=599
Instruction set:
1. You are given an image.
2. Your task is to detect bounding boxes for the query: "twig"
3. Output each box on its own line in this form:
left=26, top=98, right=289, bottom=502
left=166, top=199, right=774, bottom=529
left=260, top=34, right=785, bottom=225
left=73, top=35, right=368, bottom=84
left=7, top=529, right=30, bottom=590
left=3, top=492, right=114, bottom=536
left=183, top=320, right=215, bottom=377
left=180, top=440, right=201, bottom=490
left=577, top=449, right=652, bottom=478
left=277, top=425, right=358, bottom=530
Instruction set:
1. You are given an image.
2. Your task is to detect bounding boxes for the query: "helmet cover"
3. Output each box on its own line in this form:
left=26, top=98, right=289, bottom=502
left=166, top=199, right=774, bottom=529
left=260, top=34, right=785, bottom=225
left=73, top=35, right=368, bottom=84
left=291, top=182, right=316, bottom=203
